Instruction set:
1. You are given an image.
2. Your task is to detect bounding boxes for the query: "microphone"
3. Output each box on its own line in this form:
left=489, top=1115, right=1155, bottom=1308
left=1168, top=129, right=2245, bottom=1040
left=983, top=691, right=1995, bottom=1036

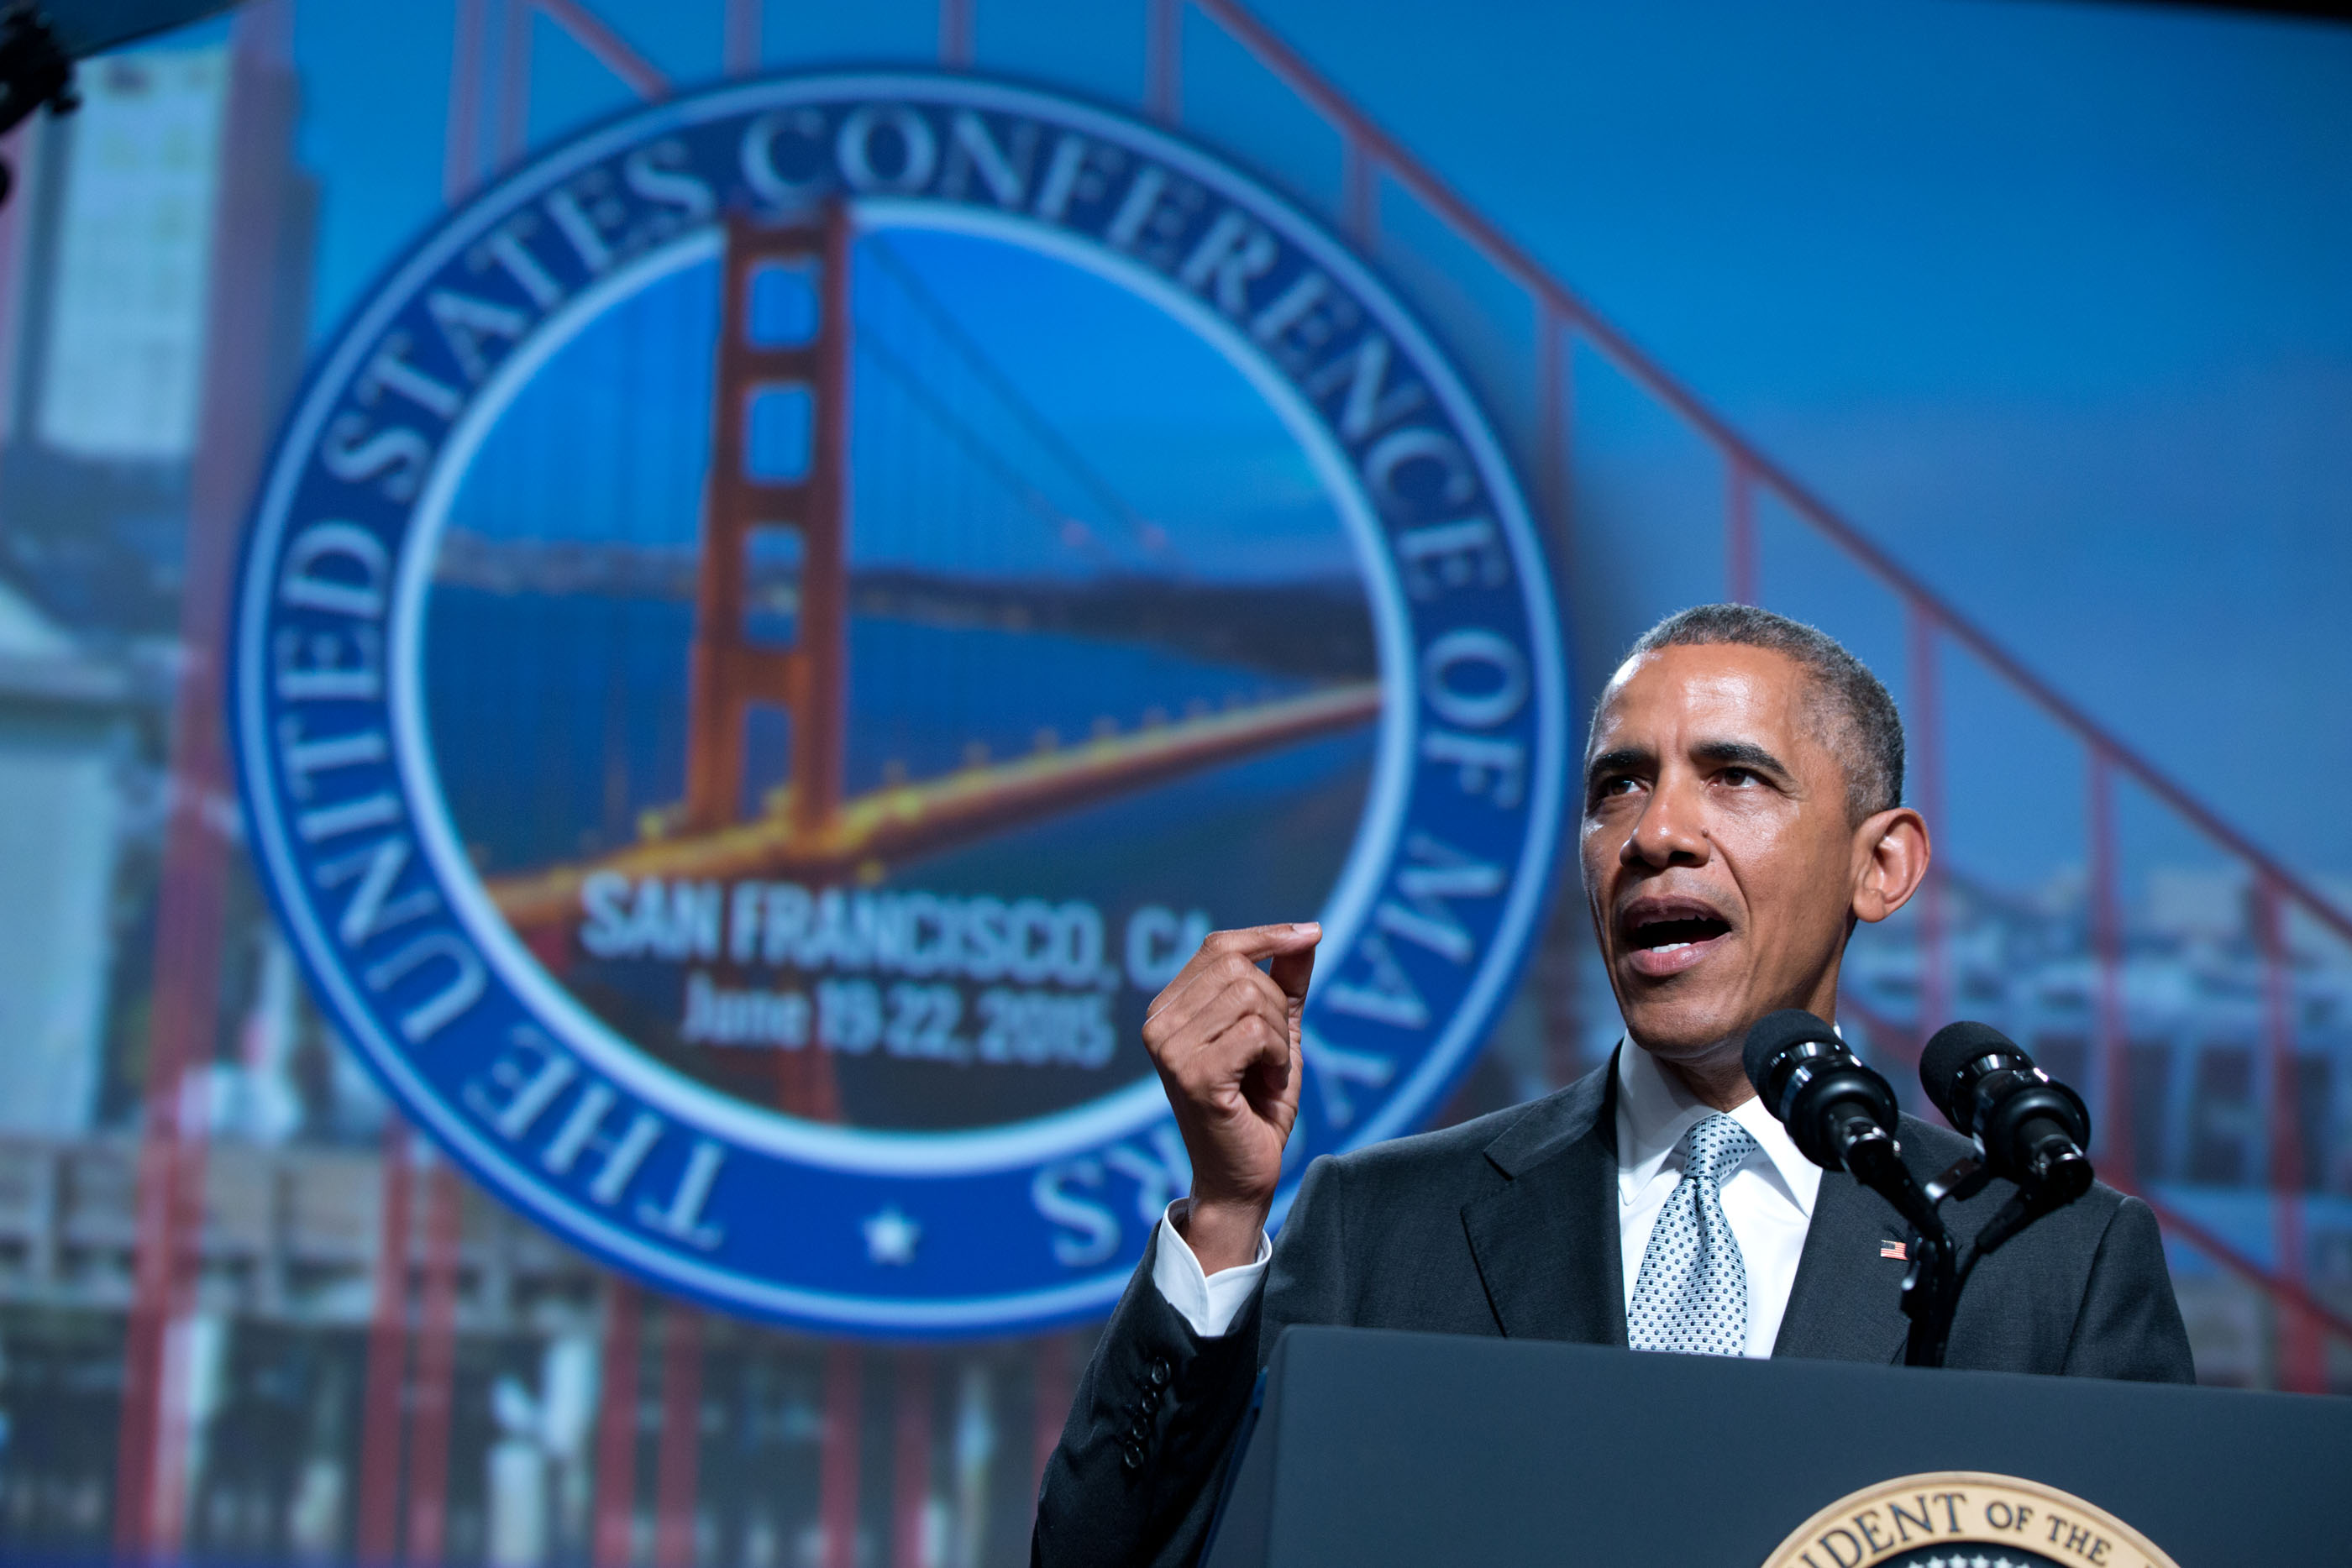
left=1744, top=1009, right=1969, bottom=1369
left=1919, top=1022, right=2094, bottom=1204
left=1740, top=1009, right=1906, bottom=1192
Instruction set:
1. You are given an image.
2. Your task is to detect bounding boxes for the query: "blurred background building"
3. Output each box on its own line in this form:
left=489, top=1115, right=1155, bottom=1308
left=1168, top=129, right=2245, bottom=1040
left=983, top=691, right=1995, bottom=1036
left=0, top=1, right=2343, bottom=1565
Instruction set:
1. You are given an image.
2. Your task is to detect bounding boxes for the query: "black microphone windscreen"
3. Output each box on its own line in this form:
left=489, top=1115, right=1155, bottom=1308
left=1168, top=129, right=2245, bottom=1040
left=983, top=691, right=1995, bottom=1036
left=1741, top=1009, right=1839, bottom=1094
left=1919, top=1021, right=2018, bottom=1121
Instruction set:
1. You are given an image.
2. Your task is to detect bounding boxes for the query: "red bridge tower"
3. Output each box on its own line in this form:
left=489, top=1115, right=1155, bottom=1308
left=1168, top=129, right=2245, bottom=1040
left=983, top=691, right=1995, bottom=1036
left=685, top=203, right=853, bottom=840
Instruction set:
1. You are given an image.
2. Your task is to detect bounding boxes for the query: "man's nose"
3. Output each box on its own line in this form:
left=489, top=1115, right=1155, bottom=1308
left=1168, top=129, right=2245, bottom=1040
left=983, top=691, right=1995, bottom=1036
left=1625, top=776, right=1709, bottom=868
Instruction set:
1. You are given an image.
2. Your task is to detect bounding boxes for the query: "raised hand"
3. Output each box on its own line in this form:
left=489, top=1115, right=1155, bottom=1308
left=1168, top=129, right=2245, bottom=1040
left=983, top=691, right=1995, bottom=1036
left=1140, top=921, right=1320, bottom=1273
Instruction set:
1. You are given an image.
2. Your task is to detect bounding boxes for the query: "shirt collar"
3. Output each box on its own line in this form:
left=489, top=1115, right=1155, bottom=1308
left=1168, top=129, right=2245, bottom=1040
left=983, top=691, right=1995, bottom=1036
left=1613, top=1039, right=1823, bottom=1216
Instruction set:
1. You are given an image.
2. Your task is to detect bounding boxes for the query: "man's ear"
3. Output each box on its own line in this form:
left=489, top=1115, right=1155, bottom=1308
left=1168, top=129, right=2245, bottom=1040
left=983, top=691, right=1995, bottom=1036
left=1851, top=806, right=1930, bottom=925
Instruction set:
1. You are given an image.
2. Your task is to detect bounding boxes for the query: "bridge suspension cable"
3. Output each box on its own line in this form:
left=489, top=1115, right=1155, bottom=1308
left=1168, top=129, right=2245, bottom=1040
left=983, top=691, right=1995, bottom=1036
left=864, top=234, right=1175, bottom=566
left=853, top=317, right=1116, bottom=568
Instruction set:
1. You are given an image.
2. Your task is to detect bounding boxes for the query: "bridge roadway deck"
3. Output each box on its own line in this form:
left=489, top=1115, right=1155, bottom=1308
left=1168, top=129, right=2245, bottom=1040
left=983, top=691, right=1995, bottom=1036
left=487, top=680, right=1385, bottom=931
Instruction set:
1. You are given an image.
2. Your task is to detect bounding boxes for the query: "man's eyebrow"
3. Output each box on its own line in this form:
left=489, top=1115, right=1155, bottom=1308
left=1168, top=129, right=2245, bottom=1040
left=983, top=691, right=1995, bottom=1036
left=1584, top=746, right=1652, bottom=782
left=1692, top=738, right=1793, bottom=779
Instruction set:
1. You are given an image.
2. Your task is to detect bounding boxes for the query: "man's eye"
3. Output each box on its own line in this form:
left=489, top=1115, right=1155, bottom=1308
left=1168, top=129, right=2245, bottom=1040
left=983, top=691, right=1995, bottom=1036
left=1718, top=767, right=1756, bottom=787
left=1596, top=776, right=1639, bottom=798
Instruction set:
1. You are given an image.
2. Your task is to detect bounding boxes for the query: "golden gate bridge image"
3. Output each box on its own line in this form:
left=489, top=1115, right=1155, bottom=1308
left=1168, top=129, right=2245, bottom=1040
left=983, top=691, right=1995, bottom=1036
left=467, top=200, right=1383, bottom=1052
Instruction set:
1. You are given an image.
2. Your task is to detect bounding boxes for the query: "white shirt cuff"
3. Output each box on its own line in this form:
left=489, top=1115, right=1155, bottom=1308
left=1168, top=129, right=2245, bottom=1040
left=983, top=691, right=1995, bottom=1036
left=1151, top=1200, right=1271, bottom=1339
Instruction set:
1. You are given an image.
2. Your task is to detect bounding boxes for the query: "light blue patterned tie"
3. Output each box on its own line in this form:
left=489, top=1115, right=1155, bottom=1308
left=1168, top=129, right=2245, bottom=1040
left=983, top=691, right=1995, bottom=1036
left=1627, top=1113, right=1758, bottom=1356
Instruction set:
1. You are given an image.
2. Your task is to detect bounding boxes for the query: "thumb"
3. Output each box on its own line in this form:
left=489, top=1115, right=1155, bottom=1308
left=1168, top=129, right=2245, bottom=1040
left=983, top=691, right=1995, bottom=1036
left=1268, top=922, right=1319, bottom=1004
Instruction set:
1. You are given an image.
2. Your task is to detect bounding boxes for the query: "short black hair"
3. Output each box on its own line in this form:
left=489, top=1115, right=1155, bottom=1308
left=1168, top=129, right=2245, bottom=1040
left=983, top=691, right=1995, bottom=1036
left=1597, top=604, right=1905, bottom=822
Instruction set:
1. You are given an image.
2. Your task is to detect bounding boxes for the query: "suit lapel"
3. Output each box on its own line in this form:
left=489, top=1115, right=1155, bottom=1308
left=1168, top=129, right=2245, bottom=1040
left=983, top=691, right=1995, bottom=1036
left=1457, top=1051, right=1916, bottom=1359
left=1772, top=1168, right=1911, bottom=1363
left=1459, top=1057, right=1627, bottom=1346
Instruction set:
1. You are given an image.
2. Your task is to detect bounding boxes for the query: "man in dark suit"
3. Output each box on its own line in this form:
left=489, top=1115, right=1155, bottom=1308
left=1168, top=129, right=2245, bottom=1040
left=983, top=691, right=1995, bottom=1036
left=1032, top=605, right=2192, bottom=1568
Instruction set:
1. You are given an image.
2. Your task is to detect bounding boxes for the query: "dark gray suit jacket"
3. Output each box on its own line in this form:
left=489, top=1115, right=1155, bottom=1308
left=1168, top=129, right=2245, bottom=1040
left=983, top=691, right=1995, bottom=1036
left=1032, top=1054, right=2193, bottom=1568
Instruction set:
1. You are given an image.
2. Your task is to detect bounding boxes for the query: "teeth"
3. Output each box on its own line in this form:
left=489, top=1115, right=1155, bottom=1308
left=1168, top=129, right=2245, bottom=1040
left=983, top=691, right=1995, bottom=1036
left=1653, top=942, right=1689, bottom=953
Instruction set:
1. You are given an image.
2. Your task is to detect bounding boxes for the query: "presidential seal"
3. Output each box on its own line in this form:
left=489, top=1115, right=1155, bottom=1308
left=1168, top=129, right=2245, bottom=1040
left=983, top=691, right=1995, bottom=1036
left=1760, top=1472, right=2181, bottom=1568
left=231, top=71, right=1567, bottom=1335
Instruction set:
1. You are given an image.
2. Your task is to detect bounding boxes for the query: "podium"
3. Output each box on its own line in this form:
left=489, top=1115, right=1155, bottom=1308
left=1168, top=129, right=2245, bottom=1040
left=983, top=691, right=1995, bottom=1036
left=1202, top=1327, right=2348, bottom=1567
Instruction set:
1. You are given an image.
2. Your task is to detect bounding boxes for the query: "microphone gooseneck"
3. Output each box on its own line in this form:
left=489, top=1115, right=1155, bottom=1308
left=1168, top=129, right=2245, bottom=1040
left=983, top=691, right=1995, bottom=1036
left=1919, top=1021, right=2094, bottom=1204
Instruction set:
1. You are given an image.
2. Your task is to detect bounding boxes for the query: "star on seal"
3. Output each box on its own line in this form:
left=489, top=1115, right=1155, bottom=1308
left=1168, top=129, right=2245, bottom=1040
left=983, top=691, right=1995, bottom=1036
left=863, top=1206, right=921, bottom=1266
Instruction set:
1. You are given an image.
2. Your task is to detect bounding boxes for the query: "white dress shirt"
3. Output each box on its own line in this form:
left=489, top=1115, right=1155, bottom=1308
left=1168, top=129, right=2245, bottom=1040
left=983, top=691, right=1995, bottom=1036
left=1152, top=1042, right=1823, bottom=1351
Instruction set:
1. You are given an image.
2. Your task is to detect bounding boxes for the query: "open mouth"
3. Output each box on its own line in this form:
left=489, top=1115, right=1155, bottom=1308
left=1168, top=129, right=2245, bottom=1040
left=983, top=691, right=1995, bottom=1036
left=1618, top=900, right=1734, bottom=976
left=1628, top=915, right=1730, bottom=953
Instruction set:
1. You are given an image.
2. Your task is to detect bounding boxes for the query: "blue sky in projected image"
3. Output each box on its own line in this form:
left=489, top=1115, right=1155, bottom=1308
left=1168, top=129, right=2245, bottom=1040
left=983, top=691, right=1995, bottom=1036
left=447, top=228, right=1348, bottom=582
left=260, top=0, right=2352, bottom=884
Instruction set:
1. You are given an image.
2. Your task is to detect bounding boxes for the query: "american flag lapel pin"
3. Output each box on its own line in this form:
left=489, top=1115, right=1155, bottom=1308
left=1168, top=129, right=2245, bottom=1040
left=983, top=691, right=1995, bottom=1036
left=1879, top=1240, right=1908, bottom=1261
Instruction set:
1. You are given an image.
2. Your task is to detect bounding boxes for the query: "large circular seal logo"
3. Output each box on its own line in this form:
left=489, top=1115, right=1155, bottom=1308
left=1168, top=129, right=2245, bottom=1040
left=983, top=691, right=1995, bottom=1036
left=232, top=72, right=1567, bottom=1334
left=1760, top=1472, right=2180, bottom=1568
